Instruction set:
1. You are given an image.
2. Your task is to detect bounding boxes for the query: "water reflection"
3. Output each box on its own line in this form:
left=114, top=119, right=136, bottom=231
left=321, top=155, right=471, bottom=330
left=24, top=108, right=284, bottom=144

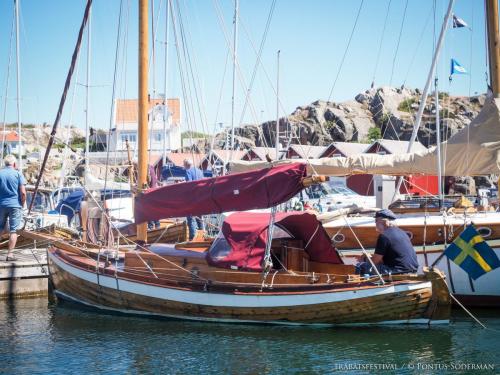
left=0, top=298, right=498, bottom=374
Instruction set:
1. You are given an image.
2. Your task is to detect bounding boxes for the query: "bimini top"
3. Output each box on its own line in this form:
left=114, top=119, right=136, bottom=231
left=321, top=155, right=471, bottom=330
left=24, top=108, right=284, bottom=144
left=206, top=211, right=343, bottom=271
left=135, top=163, right=307, bottom=224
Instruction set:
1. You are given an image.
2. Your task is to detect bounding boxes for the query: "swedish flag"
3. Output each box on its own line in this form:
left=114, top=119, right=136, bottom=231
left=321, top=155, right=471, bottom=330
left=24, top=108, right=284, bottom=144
left=444, top=225, right=500, bottom=280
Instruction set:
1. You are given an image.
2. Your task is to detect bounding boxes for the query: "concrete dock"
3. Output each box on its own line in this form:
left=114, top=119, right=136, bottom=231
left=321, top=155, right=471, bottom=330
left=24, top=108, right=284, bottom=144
left=0, top=248, right=48, bottom=299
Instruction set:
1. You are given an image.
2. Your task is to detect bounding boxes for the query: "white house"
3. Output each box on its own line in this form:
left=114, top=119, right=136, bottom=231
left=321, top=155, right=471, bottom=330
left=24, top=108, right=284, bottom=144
left=0, top=131, right=24, bottom=156
left=108, top=97, right=181, bottom=153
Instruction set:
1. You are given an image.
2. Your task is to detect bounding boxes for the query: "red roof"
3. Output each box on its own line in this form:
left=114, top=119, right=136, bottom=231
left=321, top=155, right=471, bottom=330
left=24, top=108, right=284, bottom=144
left=0, top=131, right=20, bottom=142
left=115, top=98, right=181, bottom=124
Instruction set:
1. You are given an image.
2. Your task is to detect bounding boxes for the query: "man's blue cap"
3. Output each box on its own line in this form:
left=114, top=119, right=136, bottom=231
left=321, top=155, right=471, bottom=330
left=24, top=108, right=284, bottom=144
left=375, top=209, right=397, bottom=220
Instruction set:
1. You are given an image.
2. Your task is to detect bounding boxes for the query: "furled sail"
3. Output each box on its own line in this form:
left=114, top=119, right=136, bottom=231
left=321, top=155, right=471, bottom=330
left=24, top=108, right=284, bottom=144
left=230, top=97, right=500, bottom=177
left=134, top=163, right=307, bottom=224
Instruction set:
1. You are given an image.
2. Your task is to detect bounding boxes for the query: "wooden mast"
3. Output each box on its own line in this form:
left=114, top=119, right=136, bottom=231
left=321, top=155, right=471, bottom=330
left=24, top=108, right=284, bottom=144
left=486, top=0, right=500, bottom=97
left=137, top=0, right=149, bottom=242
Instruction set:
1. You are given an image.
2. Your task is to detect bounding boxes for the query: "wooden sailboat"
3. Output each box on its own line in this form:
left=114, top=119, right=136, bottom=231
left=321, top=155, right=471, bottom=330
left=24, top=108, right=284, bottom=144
left=36, top=0, right=451, bottom=326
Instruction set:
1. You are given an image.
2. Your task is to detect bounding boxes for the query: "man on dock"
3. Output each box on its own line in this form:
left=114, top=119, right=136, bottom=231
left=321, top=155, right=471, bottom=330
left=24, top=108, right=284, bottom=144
left=356, top=209, right=418, bottom=275
left=183, top=158, right=204, bottom=240
left=0, top=155, right=26, bottom=261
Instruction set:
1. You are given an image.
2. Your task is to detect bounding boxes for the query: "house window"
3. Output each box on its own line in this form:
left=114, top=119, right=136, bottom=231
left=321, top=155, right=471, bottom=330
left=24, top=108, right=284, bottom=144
left=154, top=132, right=162, bottom=142
left=121, top=133, right=137, bottom=143
left=332, top=153, right=342, bottom=157
left=377, top=151, right=386, bottom=155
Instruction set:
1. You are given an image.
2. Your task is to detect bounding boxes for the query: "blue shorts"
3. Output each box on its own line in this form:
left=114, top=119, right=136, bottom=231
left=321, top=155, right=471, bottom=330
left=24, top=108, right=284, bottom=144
left=0, top=207, right=23, bottom=233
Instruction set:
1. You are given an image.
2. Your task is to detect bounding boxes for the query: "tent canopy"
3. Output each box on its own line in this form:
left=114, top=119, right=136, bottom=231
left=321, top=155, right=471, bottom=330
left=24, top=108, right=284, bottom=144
left=206, top=211, right=343, bottom=271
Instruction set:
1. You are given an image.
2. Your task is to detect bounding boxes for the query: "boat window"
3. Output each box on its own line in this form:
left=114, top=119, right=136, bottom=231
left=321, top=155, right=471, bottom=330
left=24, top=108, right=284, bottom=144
left=26, top=192, right=49, bottom=212
left=272, top=224, right=294, bottom=239
left=207, top=232, right=232, bottom=261
left=477, top=227, right=492, bottom=238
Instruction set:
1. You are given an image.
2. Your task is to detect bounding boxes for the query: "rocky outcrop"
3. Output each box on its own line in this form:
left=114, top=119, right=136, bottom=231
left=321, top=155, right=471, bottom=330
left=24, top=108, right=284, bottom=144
left=220, top=86, right=485, bottom=148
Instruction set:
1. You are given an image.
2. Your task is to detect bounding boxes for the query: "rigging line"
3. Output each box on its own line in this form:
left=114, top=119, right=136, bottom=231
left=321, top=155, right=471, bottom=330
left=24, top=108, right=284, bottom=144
left=210, top=49, right=230, bottom=153
left=103, top=0, right=125, bottom=196
left=176, top=1, right=210, bottom=138
left=402, top=5, right=433, bottom=85
left=371, top=0, right=392, bottom=87
left=114, top=0, right=131, bottom=179
left=465, top=1, right=475, bottom=181
left=59, top=38, right=82, bottom=187
left=211, top=0, right=263, bottom=133
left=1, top=7, right=15, bottom=162
left=173, top=0, right=199, bottom=141
left=327, top=0, right=364, bottom=102
left=231, top=17, right=272, bottom=149
left=174, top=0, right=203, bottom=149
left=170, top=0, right=197, bottom=153
left=28, top=0, right=93, bottom=215
left=238, top=0, right=276, bottom=125
left=389, top=0, right=409, bottom=86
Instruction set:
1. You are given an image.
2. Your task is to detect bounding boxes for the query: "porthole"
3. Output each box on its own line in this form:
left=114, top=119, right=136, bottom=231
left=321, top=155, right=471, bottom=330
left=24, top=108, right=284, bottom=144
left=333, top=233, right=345, bottom=243
left=405, top=231, right=414, bottom=240
left=477, top=227, right=492, bottom=238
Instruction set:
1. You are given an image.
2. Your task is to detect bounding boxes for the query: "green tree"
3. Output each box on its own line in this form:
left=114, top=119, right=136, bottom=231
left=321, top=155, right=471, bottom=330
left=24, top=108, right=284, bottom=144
left=367, top=127, right=381, bottom=143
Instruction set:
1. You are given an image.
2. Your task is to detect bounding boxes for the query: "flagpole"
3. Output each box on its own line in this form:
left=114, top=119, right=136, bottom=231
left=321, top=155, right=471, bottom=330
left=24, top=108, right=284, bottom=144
left=392, top=0, right=455, bottom=202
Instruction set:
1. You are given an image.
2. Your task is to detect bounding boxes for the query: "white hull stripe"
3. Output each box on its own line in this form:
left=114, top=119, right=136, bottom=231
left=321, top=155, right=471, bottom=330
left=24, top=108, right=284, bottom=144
left=55, top=290, right=448, bottom=326
left=50, top=253, right=431, bottom=308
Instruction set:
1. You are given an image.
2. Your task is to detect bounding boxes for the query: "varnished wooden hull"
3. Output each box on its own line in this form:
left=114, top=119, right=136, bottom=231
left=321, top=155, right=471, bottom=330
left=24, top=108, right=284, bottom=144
left=48, top=247, right=450, bottom=326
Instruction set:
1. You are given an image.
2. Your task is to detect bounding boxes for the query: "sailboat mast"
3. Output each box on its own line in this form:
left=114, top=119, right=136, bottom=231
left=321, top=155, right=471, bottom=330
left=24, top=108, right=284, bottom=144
left=275, top=50, right=280, bottom=160
left=434, top=78, right=443, bottom=204
left=486, top=0, right=500, bottom=97
left=85, top=5, right=92, bottom=181
left=230, top=0, right=239, bottom=160
left=137, top=0, right=149, bottom=243
left=15, top=0, right=22, bottom=171
left=163, top=0, right=170, bottom=165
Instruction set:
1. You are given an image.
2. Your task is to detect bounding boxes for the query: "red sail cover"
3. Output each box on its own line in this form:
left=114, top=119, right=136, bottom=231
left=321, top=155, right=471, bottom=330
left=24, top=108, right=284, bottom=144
left=134, top=163, right=307, bottom=224
left=207, top=211, right=343, bottom=271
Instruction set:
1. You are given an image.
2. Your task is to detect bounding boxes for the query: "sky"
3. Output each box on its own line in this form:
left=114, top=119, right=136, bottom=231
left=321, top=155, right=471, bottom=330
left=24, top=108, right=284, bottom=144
left=0, top=0, right=491, bottom=137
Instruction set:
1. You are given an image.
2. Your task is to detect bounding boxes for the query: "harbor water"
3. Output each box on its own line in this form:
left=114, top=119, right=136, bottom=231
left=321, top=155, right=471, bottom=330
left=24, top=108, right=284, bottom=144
left=0, top=298, right=498, bottom=374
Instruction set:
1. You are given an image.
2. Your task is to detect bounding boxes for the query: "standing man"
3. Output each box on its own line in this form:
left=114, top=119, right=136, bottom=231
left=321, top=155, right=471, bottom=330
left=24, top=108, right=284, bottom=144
left=356, top=209, right=418, bottom=275
left=183, top=158, right=204, bottom=240
left=0, top=155, right=26, bottom=261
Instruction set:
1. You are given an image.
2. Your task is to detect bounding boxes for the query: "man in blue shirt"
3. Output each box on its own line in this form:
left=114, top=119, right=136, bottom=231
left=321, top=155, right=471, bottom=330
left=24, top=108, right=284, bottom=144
left=183, top=158, right=204, bottom=240
left=0, top=155, right=26, bottom=261
left=356, top=209, right=418, bottom=275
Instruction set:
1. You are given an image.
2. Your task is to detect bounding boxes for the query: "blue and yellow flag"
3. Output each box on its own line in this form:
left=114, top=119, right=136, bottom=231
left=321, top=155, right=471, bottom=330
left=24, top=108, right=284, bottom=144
left=444, top=225, right=500, bottom=280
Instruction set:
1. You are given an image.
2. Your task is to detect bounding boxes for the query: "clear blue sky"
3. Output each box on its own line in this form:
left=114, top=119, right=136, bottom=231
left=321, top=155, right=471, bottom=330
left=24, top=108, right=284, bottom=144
left=0, top=0, right=491, bottom=136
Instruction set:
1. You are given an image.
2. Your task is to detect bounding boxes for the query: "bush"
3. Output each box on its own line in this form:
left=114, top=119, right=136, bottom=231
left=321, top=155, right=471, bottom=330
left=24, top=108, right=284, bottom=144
left=367, top=127, right=381, bottom=142
left=397, top=98, right=417, bottom=112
